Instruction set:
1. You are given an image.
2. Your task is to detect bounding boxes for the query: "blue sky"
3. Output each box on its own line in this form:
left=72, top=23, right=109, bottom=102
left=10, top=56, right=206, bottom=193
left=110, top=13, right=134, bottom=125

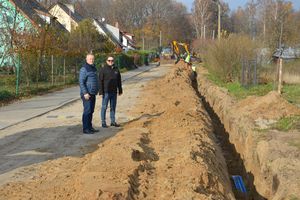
left=178, top=0, right=300, bottom=12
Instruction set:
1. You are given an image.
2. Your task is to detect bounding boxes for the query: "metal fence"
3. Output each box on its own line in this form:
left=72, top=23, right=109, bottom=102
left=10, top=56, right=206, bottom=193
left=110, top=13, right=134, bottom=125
left=241, top=59, right=258, bottom=88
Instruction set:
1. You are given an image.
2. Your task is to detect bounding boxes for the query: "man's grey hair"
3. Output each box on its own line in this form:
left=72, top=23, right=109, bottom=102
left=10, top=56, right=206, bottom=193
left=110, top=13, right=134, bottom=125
left=86, top=53, right=94, bottom=57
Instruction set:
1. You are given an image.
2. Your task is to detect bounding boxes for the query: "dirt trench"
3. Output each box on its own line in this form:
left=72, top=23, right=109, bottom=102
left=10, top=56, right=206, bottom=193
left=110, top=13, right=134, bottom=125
left=0, top=63, right=238, bottom=199
left=195, top=67, right=300, bottom=200
left=191, top=74, right=266, bottom=200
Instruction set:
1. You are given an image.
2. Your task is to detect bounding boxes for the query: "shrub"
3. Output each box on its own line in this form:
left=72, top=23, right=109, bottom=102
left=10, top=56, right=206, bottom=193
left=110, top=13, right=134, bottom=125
left=0, top=75, right=16, bottom=86
left=204, top=34, right=259, bottom=82
left=0, top=90, right=15, bottom=101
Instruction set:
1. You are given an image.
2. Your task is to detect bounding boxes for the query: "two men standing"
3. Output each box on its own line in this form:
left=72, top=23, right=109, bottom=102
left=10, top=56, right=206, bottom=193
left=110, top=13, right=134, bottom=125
left=79, top=54, right=122, bottom=134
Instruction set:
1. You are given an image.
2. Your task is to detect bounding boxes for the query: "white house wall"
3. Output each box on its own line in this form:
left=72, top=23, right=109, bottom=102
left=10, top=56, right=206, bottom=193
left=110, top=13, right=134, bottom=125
left=93, top=20, right=107, bottom=36
left=122, top=36, right=128, bottom=47
left=105, top=24, right=120, bottom=41
left=49, top=5, right=78, bottom=32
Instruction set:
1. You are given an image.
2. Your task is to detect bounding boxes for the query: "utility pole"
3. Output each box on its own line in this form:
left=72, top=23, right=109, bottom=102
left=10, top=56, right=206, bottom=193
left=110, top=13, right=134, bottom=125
left=218, top=2, right=221, bottom=40
left=142, top=36, right=145, bottom=51
left=278, top=58, right=283, bottom=94
left=211, top=0, right=221, bottom=40
left=278, top=19, right=284, bottom=94
left=51, top=55, right=54, bottom=86
left=159, top=31, right=162, bottom=47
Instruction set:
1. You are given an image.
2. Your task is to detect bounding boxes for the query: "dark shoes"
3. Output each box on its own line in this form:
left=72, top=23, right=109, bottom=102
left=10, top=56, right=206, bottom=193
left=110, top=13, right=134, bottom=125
left=90, top=127, right=99, bottom=133
left=83, top=127, right=99, bottom=134
left=101, top=122, right=120, bottom=128
left=83, top=129, right=94, bottom=134
left=110, top=122, right=120, bottom=127
left=102, top=124, right=108, bottom=128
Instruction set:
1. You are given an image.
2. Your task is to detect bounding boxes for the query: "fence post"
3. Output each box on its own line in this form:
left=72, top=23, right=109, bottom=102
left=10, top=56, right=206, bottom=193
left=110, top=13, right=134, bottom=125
left=253, top=60, right=257, bottom=85
left=247, top=60, right=251, bottom=88
left=15, top=55, right=21, bottom=96
left=51, top=55, right=54, bottom=86
left=241, top=60, right=245, bottom=87
left=64, top=58, right=66, bottom=84
left=278, top=58, right=283, bottom=94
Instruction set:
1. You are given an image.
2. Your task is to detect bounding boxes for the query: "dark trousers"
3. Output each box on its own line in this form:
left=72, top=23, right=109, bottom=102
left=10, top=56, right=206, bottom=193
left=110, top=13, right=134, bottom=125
left=101, top=92, right=117, bottom=125
left=81, top=94, right=96, bottom=131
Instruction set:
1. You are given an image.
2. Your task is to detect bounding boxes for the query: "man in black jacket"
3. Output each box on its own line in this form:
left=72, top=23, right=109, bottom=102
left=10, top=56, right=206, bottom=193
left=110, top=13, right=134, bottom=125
left=79, top=53, right=99, bottom=134
left=99, top=56, right=123, bottom=127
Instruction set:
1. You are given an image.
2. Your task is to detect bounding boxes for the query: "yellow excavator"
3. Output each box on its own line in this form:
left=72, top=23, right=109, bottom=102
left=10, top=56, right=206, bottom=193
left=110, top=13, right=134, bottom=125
left=171, top=40, right=191, bottom=64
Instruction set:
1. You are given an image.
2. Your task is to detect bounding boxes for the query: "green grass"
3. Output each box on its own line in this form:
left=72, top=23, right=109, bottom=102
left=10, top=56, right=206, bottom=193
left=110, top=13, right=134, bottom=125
left=206, top=73, right=273, bottom=99
left=207, top=73, right=299, bottom=104
left=282, top=84, right=300, bottom=105
left=289, top=194, right=300, bottom=200
left=0, top=81, right=76, bottom=106
left=272, top=115, right=300, bottom=131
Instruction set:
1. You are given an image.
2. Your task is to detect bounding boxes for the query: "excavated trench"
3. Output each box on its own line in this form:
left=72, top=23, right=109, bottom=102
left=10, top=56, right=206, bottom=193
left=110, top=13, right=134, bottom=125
left=191, top=73, right=267, bottom=200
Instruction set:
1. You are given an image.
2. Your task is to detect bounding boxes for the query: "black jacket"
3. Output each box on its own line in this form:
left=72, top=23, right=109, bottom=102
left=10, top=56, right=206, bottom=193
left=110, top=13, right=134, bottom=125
left=99, top=64, right=122, bottom=95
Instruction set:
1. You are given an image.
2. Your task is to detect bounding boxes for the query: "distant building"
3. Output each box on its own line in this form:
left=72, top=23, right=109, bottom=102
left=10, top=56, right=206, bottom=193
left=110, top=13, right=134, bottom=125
left=93, top=19, right=123, bottom=48
left=48, top=2, right=84, bottom=32
left=273, top=47, right=300, bottom=60
left=120, top=31, right=137, bottom=51
left=0, top=0, right=63, bottom=67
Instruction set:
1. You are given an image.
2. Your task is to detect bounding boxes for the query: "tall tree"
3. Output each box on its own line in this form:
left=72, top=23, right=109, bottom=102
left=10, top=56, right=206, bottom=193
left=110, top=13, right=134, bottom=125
left=192, top=0, right=212, bottom=39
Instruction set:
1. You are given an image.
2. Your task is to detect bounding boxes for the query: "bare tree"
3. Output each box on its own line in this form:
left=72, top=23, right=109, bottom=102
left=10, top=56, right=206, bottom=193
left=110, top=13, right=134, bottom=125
left=81, top=0, right=193, bottom=49
left=192, top=0, right=211, bottom=39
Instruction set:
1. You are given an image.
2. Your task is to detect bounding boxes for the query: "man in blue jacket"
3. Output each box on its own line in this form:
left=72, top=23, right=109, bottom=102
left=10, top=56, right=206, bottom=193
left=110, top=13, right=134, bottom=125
left=79, top=53, right=99, bottom=134
left=99, top=56, right=123, bottom=128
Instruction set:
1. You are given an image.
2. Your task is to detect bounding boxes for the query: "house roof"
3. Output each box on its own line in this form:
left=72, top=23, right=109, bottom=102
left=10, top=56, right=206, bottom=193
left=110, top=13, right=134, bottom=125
left=121, top=31, right=135, bottom=37
left=93, top=19, right=123, bottom=48
left=121, top=32, right=136, bottom=48
left=9, top=0, right=51, bottom=27
left=273, top=47, right=300, bottom=59
left=49, top=2, right=84, bottom=23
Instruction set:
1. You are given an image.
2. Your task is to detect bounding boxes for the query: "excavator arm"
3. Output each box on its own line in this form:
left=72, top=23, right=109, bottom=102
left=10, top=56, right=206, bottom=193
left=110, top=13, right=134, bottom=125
left=171, top=40, right=191, bottom=64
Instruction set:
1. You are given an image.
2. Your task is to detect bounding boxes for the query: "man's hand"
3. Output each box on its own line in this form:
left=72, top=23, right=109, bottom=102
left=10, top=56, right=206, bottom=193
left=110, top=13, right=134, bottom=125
left=84, top=93, right=91, bottom=100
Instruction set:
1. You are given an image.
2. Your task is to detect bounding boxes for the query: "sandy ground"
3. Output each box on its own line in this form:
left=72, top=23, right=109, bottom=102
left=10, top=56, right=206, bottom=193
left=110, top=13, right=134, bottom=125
left=0, top=64, right=167, bottom=186
left=197, top=66, right=300, bottom=199
left=0, top=62, right=235, bottom=199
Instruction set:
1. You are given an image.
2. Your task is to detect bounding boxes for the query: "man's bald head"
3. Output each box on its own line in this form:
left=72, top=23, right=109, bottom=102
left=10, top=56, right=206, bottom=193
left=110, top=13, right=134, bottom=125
left=86, top=54, right=95, bottom=65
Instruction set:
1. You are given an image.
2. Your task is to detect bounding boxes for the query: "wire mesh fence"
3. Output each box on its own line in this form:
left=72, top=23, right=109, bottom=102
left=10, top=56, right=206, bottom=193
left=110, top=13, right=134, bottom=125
left=0, top=51, right=153, bottom=102
left=241, top=59, right=258, bottom=88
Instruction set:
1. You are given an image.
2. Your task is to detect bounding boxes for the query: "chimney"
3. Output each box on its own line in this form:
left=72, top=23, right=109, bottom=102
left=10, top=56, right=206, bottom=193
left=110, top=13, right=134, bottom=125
left=65, top=4, right=75, bottom=13
left=115, top=22, right=119, bottom=28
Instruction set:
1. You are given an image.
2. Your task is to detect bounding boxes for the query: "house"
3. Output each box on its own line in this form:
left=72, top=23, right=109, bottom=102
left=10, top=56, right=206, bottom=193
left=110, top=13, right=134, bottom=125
left=49, top=3, right=124, bottom=49
left=48, top=2, right=84, bottom=32
left=273, top=47, right=300, bottom=60
left=0, top=0, right=62, bottom=67
left=120, top=31, right=137, bottom=51
left=92, top=19, right=123, bottom=48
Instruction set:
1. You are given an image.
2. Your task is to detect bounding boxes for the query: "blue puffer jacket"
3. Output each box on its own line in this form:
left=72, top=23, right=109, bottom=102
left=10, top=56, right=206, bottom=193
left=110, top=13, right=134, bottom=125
left=79, top=62, right=99, bottom=96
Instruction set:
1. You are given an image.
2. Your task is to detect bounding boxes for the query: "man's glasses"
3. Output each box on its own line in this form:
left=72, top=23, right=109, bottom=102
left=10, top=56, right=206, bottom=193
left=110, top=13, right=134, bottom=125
left=107, top=60, right=114, bottom=62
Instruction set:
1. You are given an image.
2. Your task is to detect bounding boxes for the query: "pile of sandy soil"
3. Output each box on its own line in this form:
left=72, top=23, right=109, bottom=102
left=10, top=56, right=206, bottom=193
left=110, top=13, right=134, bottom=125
left=197, top=66, right=300, bottom=199
left=0, top=63, right=235, bottom=199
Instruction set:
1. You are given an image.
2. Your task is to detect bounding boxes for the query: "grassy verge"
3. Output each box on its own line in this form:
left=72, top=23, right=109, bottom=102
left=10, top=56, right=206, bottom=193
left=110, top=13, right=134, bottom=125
left=0, top=82, right=76, bottom=106
left=282, top=84, right=300, bottom=105
left=0, top=64, right=145, bottom=106
left=272, top=115, right=300, bottom=131
left=206, top=73, right=273, bottom=99
left=206, top=73, right=300, bottom=105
